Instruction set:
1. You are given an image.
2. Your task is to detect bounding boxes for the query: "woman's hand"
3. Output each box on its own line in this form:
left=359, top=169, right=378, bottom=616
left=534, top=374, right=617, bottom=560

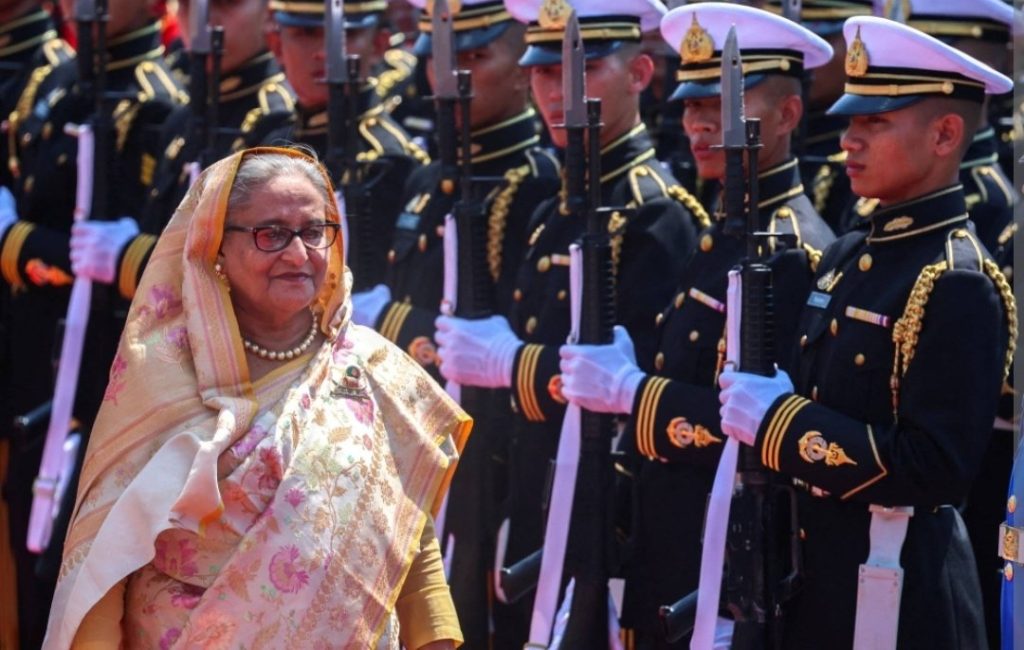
left=417, top=641, right=456, bottom=650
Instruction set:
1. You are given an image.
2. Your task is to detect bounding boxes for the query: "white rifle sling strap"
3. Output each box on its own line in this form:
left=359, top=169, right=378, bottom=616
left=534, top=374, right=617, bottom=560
left=691, top=268, right=742, bottom=650
left=27, top=124, right=94, bottom=553
left=525, top=243, right=584, bottom=649
left=434, top=212, right=459, bottom=574
left=852, top=504, right=914, bottom=650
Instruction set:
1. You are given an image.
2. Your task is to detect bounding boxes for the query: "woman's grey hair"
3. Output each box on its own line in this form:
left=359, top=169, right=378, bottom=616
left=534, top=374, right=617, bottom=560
left=227, top=146, right=332, bottom=215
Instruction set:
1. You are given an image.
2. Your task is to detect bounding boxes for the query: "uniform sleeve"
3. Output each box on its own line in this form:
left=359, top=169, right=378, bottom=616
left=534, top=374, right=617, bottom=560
left=510, top=343, right=563, bottom=423
left=754, top=269, right=1008, bottom=506
left=630, top=375, right=724, bottom=465
left=375, top=301, right=440, bottom=370
left=113, top=233, right=159, bottom=300
left=70, top=578, right=126, bottom=649
left=0, top=220, right=72, bottom=290
left=395, top=516, right=464, bottom=649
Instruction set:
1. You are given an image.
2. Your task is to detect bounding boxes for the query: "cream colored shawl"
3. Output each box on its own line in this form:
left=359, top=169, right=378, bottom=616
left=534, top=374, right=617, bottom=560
left=43, top=148, right=470, bottom=648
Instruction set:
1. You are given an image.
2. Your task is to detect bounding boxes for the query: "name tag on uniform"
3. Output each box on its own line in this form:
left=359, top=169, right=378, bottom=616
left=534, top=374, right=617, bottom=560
left=807, top=291, right=831, bottom=309
left=396, top=212, right=420, bottom=231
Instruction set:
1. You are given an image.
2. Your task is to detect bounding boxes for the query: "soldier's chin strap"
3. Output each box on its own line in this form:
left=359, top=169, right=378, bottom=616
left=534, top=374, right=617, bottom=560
left=852, top=504, right=914, bottom=650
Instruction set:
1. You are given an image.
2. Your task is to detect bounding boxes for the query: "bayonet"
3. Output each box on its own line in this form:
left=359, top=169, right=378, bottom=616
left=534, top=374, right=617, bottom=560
left=325, top=0, right=347, bottom=84
left=432, top=0, right=458, bottom=99
left=189, top=0, right=211, bottom=55
left=721, top=27, right=745, bottom=150
left=781, top=0, right=802, bottom=24
left=562, top=11, right=586, bottom=129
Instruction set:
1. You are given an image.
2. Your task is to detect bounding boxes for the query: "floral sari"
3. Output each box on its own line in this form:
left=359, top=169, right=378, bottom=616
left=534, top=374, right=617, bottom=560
left=43, top=148, right=471, bottom=649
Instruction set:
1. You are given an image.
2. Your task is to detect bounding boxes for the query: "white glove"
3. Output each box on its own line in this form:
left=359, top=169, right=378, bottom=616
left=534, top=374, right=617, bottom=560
left=559, top=325, right=646, bottom=414
left=69, top=217, right=139, bottom=284
left=434, top=314, right=522, bottom=388
left=718, top=368, right=794, bottom=446
left=351, top=284, right=391, bottom=327
left=0, top=186, right=18, bottom=243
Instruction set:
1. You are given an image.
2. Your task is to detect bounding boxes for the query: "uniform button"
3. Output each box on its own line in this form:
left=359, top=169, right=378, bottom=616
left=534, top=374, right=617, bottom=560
left=557, top=290, right=567, bottom=301
left=1006, top=562, right=1015, bottom=581
left=1009, top=495, right=1017, bottom=514
left=811, top=385, right=819, bottom=401
left=24, top=175, right=34, bottom=193
left=700, top=234, right=713, bottom=252
left=675, top=292, right=685, bottom=309
left=689, top=330, right=699, bottom=342
left=655, top=312, right=664, bottom=326
left=537, top=256, right=551, bottom=272
left=150, top=187, right=159, bottom=197
left=513, top=289, right=523, bottom=302
left=954, top=229, right=968, bottom=238
left=526, top=316, right=538, bottom=334
left=655, top=352, right=665, bottom=371
left=21, top=133, right=30, bottom=146
left=387, top=249, right=396, bottom=263
left=859, top=254, right=872, bottom=272
left=57, top=153, right=68, bottom=166
left=366, top=117, right=379, bottom=127
left=830, top=318, right=838, bottom=336
left=42, top=122, right=53, bottom=139
left=854, top=353, right=865, bottom=367
left=418, top=234, right=427, bottom=252
left=800, top=334, right=808, bottom=348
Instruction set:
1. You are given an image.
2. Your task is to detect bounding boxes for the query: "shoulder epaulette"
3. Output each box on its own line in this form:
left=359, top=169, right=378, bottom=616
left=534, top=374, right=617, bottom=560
left=970, top=165, right=1014, bottom=207
left=627, top=164, right=670, bottom=207
left=666, top=183, right=710, bottom=229
left=487, top=164, right=531, bottom=281
left=41, top=38, right=74, bottom=67
left=375, top=49, right=416, bottom=100
left=525, top=147, right=560, bottom=179
left=998, top=221, right=1017, bottom=247
left=133, top=59, right=187, bottom=104
left=234, top=81, right=296, bottom=151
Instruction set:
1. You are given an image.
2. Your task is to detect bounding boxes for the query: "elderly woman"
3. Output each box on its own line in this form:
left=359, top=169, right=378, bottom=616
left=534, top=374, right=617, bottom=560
left=43, top=148, right=470, bottom=649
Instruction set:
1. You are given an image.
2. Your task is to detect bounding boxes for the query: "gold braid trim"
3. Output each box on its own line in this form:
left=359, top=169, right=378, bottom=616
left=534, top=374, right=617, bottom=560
left=891, top=261, right=947, bottom=417
left=113, top=99, right=141, bottom=152
left=802, top=243, right=823, bottom=273
left=812, top=163, right=835, bottom=215
left=667, top=184, right=710, bottom=229
left=984, top=259, right=1017, bottom=383
left=608, top=210, right=627, bottom=282
left=9, top=64, right=54, bottom=177
left=487, top=165, right=530, bottom=282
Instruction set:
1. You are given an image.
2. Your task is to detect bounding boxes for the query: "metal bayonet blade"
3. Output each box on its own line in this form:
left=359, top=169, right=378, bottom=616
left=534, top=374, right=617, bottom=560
left=189, top=0, right=210, bottom=54
left=721, top=26, right=745, bottom=149
left=432, top=0, right=459, bottom=98
left=563, top=10, right=586, bottom=128
left=325, top=0, right=347, bottom=83
left=75, top=0, right=96, bottom=22
left=781, top=0, right=802, bottom=23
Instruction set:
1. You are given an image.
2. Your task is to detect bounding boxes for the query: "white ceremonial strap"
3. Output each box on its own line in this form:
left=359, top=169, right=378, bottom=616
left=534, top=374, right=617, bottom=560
left=493, top=517, right=512, bottom=604
left=691, top=268, right=743, bottom=650
left=187, top=161, right=201, bottom=187
left=852, top=504, right=914, bottom=650
left=435, top=213, right=459, bottom=546
left=27, top=124, right=95, bottom=554
left=526, top=243, right=584, bottom=649
left=335, top=190, right=350, bottom=262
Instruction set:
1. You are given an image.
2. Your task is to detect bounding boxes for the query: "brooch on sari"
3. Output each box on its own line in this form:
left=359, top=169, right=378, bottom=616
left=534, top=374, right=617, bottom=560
left=331, top=365, right=370, bottom=400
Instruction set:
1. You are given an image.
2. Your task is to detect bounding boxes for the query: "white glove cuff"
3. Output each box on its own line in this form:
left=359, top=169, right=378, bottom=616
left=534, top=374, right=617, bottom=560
left=616, top=368, right=646, bottom=414
left=490, top=336, right=522, bottom=389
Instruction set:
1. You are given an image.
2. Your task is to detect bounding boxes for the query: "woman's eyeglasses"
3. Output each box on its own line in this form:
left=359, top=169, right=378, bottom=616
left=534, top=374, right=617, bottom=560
left=224, top=223, right=341, bottom=252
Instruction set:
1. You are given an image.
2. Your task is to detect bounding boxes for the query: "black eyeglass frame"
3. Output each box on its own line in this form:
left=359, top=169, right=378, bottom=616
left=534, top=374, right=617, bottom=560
left=223, top=223, right=341, bottom=252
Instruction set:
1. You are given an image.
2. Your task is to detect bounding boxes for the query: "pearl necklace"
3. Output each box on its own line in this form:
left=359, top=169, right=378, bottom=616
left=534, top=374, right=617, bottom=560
left=242, top=315, right=319, bottom=362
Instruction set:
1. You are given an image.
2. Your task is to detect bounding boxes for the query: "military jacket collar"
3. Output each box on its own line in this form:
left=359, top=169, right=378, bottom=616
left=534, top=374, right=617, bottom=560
left=460, top=108, right=541, bottom=168
left=960, top=127, right=999, bottom=169
left=866, top=185, right=969, bottom=244
left=104, top=21, right=164, bottom=73
left=713, top=157, right=804, bottom=223
left=217, top=51, right=285, bottom=104
left=294, top=82, right=381, bottom=137
left=0, top=8, right=57, bottom=63
left=596, top=123, right=657, bottom=187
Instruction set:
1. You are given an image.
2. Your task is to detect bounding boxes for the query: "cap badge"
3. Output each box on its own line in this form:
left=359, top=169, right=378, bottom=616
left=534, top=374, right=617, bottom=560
left=681, top=14, right=714, bottom=64
left=845, top=26, right=869, bottom=77
left=538, top=0, right=571, bottom=30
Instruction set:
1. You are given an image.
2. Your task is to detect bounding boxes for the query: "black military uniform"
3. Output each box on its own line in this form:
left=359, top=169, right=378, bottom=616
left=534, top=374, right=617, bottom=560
left=733, top=20, right=1016, bottom=649
left=0, top=19, right=184, bottom=648
left=374, top=45, right=436, bottom=151
left=107, top=52, right=296, bottom=302
left=612, top=8, right=838, bottom=645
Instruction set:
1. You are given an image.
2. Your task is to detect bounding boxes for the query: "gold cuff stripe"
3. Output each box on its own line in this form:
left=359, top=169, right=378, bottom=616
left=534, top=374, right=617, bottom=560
left=379, top=302, right=411, bottom=342
left=418, top=9, right=512, bottom=32
left=117, top=234, right=157, bottom=300
left=635, top=377, right=669, bottom=459
left=840, top=424, right=889, bottom=500
left=526, top=24, right=641, bottom=44
left=517, top=344, right=545, bottom=422
left=1, top=221, right=35, bottom=289
left=761, top=395, right=809, bottom=471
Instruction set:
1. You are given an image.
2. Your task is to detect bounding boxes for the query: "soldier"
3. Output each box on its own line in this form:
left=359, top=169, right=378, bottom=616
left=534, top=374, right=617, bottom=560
left=764, top=0, right=873, bottom=234
left=349, top=2, right=560, bottom=643
left=263, top=0, right=429, bottom=267
left=69, top=0, right=296, bottom=302
left=0, top=0, right=185, bottom=645
left=434, top=0, right=706, bottom=645
left=717, top=16, right=1016, bottom=649
left=556, top=5, right=836, bottom=648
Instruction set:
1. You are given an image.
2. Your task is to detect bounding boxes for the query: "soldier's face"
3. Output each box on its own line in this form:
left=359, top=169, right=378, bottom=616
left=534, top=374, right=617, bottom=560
left=276, top=25, right=328, bottom=107
left=177, top=0, right=268, bottom=71
left=841, top=107, right=937, bottom=204
left=425, top=39, right=529, bottom=129
left=530, top=52, right=649, bottom=149
left=219, top=174, right=330, bottom=328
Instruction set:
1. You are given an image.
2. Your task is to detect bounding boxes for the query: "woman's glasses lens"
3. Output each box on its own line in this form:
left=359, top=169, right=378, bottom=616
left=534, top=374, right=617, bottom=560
left=251, top=224, right=339, bottom=252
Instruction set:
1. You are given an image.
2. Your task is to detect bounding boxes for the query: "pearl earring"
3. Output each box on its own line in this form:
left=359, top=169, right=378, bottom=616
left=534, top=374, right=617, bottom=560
left=214, top=262, right=230, bottom=290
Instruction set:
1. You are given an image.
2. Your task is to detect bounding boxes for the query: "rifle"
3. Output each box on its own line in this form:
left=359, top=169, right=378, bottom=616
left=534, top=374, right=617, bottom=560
left=26, top=0, right=113, bottom=553
left=661, top=27, right=802, bottom=648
